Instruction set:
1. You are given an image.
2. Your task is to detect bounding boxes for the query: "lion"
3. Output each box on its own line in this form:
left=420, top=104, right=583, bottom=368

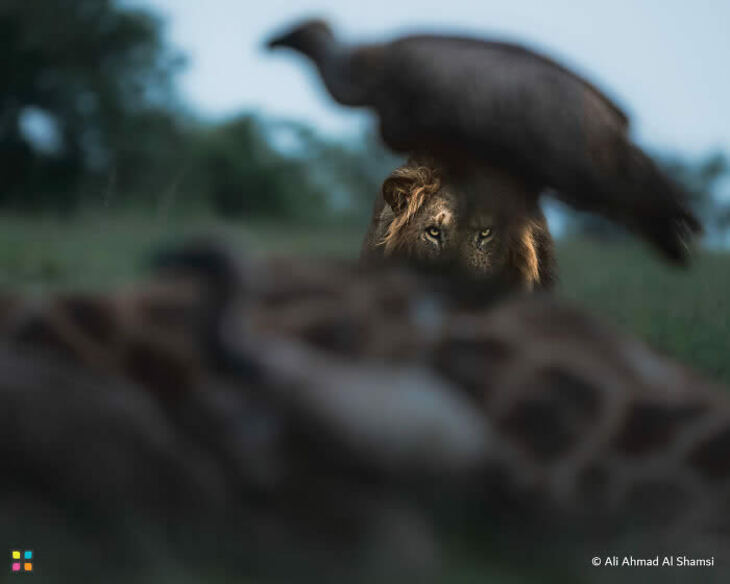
left=361, top=158, right=556, bottom=291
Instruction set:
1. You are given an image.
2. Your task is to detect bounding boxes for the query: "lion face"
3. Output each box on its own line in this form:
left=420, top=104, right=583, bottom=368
left=366, top=160, right=555, bottom=290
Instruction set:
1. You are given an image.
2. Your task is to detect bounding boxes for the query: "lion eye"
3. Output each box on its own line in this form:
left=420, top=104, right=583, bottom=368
left=478, top=228, right=493, bottom=239
left=426, top=226, right=441, bottom=239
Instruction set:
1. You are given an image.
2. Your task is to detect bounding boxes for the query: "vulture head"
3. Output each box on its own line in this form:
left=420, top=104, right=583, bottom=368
left=267, top=18, right=370, bottom=106
left=266, top=18, right=335, bottom=57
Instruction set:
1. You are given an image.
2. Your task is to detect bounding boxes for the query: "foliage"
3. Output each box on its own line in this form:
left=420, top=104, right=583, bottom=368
left=273, top=122, right=401, bottom=218
left=188, top=116, right=327, bottom=220
left=0, top=0, right=394, bottom=221
left=182, top=116, right=399, bottom=221
left=0, top=0, right=185, bottom=209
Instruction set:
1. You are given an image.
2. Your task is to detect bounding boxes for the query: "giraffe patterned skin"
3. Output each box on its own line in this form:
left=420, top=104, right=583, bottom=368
left=1, top=242, right=728, bottom=582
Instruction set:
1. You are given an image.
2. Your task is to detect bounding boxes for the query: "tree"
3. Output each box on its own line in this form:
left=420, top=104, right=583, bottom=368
left=0, top=0, right=184, bottom=209
left=193, top=116, right=329, bottom=220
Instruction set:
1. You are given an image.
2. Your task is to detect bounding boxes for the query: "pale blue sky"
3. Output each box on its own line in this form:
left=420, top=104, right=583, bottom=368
left=140, top=0, right=729, bottom=157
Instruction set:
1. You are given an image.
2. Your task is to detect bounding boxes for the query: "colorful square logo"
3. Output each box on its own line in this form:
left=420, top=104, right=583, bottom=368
left=10, top=550, right=33, bottom=573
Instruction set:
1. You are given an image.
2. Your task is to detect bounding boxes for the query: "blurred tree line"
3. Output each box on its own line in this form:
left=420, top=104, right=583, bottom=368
left=1, top=0, right=184, bottom=210
left=0, top=0, right=727, bottom=234
left=0, top=0, right=398, bottom=222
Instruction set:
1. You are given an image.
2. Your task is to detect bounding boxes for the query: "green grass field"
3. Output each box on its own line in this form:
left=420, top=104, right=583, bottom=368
left=1, top=212, right=728, bottom=385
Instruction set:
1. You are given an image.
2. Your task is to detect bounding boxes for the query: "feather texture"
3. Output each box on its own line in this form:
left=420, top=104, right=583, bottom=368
left=269, top=20, right=701, bottom=263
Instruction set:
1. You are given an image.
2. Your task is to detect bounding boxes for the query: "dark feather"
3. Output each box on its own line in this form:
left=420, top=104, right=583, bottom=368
left=269, top=21, right=702, bottom=263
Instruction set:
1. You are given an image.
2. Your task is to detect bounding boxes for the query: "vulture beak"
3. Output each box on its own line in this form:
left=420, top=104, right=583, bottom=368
left=266, top=34, right=286, bottom=50
left=265, top=19, right=332, bottom=53
left=266, top=28, right=297, bottom=50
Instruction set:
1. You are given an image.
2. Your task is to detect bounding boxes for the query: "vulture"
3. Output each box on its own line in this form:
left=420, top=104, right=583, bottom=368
left=267, top=19, right=702, bottom=263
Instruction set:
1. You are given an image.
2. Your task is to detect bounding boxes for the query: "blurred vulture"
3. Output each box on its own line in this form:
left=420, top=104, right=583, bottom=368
left=267, top=20, right=701, bottom=263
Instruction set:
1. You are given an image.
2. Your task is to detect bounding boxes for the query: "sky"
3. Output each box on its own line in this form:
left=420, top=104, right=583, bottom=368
left=139, top=0, right=729, bottom=158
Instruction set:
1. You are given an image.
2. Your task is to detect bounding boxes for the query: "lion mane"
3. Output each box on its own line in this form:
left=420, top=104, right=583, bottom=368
left=362, top=159, right=556, bottom=290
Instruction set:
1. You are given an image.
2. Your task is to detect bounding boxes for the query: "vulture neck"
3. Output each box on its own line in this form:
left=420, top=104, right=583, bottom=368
left=304, top=37, right=367, bottom=106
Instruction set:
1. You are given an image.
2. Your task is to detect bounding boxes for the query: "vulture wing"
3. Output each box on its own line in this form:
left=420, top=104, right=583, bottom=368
left=351, top=34, right=701, bottom=262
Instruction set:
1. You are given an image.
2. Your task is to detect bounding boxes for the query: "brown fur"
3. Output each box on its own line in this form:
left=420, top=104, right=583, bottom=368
left=362, top=158, right=556, bottom=291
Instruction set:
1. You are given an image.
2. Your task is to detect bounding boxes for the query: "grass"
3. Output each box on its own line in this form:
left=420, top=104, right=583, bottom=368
left=558, top=238, right=730, bottom=385
left=0, top=212, right=365, bottom=293
left=1, top=212, right=728, bottom=385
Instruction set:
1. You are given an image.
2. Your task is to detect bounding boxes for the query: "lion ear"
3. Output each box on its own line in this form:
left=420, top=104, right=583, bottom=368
left=381, top=173, right=415, bottom=215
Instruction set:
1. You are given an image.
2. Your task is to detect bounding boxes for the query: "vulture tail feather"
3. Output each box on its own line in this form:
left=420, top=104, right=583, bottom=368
left=619, top=144, right=702, bottom=264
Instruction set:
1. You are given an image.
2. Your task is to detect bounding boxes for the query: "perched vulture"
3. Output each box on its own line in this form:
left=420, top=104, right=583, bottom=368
left=1, top=241, right=729, bottom=581
left=267, top=20, right=702, bottom=263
